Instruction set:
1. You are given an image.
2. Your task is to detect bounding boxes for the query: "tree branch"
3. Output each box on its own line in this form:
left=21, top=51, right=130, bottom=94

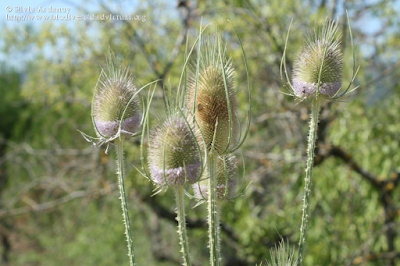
left=0, top=185, right=115, bottom=219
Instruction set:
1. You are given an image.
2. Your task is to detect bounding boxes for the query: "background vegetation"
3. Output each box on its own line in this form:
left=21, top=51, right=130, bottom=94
left=0, top=0, right=399, bottom=265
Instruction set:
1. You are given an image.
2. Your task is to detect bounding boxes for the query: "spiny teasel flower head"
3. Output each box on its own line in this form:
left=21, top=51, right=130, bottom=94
left=193, top=155, right=238, bottom=200
left=148, top=115, right=201, bottom=187
left=92, top=59, right=141, bottom=138
left=293, top=20, right=343, bottom=98
left=187, top=37, right=238, bottom=155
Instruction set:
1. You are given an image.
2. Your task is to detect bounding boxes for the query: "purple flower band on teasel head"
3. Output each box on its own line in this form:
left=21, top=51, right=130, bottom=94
left=95, top=114, right=141, bottom=137
left=293, top=79, right=341, bottom=98
left=150, top=161, right=201, bottom=186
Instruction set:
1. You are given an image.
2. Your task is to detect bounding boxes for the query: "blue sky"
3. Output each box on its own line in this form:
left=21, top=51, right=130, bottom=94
left=1, top=0, right=81, bottom=26
left=0, top=0, right=149, bottom=65
left=1, top=0, right=391, bottom=36
left=0, top=0, right=146, bottom=27
left=1, top=0, right=397, bottom=62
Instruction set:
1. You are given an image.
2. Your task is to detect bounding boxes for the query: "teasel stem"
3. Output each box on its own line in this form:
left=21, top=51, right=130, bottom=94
left=215, top=202, right=221, bottom=262
left=116, top=136, right=136, bottom=266
left=298, top=98, right=321, bottom=265
left=175, top=185, right=192, bottom=266
left=208, top=153, right=221, bottom=266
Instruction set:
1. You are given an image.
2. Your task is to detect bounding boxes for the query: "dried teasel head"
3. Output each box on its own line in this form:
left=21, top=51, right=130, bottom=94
left=92, top=58, right=141, bottom=138
left=292, top=20, right=343, bottom=98
left=193, top=155, right=238, bottom=201
left=187, top=36, right=238, bottom=155
left=148, top=115, right=201, bottom=187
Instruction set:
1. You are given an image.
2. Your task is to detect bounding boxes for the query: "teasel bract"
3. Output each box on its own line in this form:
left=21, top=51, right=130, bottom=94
left=280, top=16, right=359, bottom=265
left=266, top=239, right=298, bottom=266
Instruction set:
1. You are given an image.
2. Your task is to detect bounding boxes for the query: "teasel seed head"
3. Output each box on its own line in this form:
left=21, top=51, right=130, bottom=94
left=293, top=20, right=343, bottom=98
left=92, top=60, right=141, bottom=138
left=148, top=115, right=201, bottom=187
left=193, top=155, right=238, bottom=200
left=187, top=39, right=238, bottom=155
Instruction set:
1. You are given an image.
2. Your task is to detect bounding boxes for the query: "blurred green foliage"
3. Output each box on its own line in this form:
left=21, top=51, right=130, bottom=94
left=0, top=0, right=399, bottom=265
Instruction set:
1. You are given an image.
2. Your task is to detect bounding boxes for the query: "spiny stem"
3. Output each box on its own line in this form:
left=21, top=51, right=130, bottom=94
left=298, top=99, right=321, bottom=265
left=175, top=186, right=192, bottom=266
left=207, top=153, right=221, bottom=266
left=116, top=136, right=136, bottom=266
left=215, top=202, right=221, bottom=261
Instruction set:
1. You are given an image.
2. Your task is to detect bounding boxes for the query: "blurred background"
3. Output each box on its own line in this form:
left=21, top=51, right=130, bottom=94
left=0, top=0, right=399, bottom=265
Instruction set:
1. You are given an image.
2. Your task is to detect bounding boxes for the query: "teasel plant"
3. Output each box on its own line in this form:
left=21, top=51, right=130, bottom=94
left=145, top=111, right=203, bottom=266
left=131, top=25, right=215, bottom=266
left=79, top=54, right=158, bottom=266
left=192, top=153, right=252, bottom=265
left=183, top=22, right=251, bottom=266
left=280, top=13, right=359, bottom=265
left=261, top=239, right=298, bottom=266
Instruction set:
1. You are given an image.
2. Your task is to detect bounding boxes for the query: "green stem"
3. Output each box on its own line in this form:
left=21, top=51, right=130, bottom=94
left=298, top=99, right=321, bottom=265
left=207, top=153, right=221, bottom=266
left=116, top=136, right=136, bottom=266
left=216, top=202, right=221, bottom=261
left=175, top=186, right=192, bottom=266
